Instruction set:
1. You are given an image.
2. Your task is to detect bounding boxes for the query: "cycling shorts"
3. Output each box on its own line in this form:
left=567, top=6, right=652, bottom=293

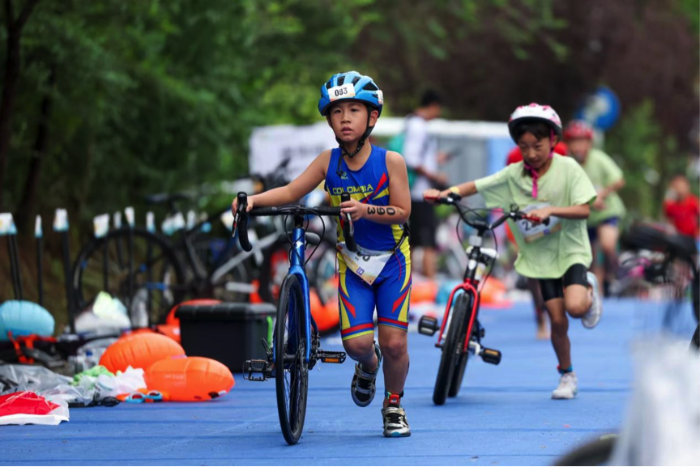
left=538, top=263, right=589, bottom=302
left=338, top=249, right=411, bottom=340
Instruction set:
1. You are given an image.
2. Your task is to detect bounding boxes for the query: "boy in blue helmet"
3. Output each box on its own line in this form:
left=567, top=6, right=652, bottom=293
left=232, top=71, right=413, bottom=437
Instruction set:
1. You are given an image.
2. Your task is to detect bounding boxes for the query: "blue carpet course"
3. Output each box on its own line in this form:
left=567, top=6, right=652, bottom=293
left=1, top=299, right=694, bottom=465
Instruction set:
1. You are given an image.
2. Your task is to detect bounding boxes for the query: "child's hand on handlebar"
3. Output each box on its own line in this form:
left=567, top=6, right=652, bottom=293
left=231, top=195, right=255, bottom=215
left=423, top=189, right=442, bottom=203
left=340, top=198, right=366, bottom=221
left=526, top=206, right=553, bottom=223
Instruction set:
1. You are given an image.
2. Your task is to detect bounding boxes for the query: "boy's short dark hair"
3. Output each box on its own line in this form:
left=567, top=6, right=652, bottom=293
left=420, top=89, right=442, bottom=107
left=512, top=121, right=553, bottom=142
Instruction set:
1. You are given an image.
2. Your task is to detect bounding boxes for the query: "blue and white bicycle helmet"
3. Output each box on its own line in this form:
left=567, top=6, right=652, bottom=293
left=318, top=71, right=384, bottom=117
left=319, top=71, right=384, bottom=159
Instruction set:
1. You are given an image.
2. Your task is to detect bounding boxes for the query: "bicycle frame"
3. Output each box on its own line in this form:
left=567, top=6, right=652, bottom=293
left=284, top=223, right=314, bottom=363
left=437, top=239, right=487, bottom=353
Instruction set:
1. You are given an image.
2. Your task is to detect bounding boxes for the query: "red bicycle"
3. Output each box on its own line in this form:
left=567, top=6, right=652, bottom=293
left=419, top=193, right=548, bottom=405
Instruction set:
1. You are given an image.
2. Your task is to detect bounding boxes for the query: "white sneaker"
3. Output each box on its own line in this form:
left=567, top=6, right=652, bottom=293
left=582, top=272, right=603, bottom=329
left=552, top=372, right=578, bottom=399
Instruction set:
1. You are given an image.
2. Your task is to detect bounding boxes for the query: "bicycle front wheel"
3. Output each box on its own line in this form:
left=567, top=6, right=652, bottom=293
left=449, top=292, right=476, bottom=397
left=275, top=274, right=309, bottom=445
left=433, top=293, right=468, bottom=405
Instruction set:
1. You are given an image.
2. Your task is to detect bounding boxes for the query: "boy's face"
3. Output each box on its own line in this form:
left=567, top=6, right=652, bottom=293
left=518, top=132, right=554, bottom=169
left=327, top=101, right=378, bottom=144
left=567, top=138, right=593, bottom=163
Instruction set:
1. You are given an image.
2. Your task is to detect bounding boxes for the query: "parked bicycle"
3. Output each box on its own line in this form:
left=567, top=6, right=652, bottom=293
left=238, top=192, right=355, bottom=445
left=418, top=192, right=549, bottom=405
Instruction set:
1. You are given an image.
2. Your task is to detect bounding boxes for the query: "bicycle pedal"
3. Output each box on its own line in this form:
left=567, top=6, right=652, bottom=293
left=480, top=348, right=502, bottom=365
left=242, top=359, right=272, bottom=381
left=318, top=350, right=346, bottom=364
left=418, top=315, right=439, bottom=336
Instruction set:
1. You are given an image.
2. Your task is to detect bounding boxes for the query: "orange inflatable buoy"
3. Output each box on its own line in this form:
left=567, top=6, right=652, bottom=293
left=310, top=290, right=339, bottom=333
left=410, top=281, right=438, bottom=304
left=100, top=332, right=185, bottom=373
left=156, top=323, right=181, bottom=343
left=145, top=356, right=235, bottom=402
left=479, top=277, right=512, bottom=308
left=166, top=299, right=222, bottom=326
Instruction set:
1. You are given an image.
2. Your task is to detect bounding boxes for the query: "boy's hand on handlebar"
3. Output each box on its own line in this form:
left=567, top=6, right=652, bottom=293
left=231, top=196, right=255, bottom=215
left=423, top=189, right=442, bottom=203
left=340, top=198, right=366, bottom=221
left=526, top=207, right=552, bottom=223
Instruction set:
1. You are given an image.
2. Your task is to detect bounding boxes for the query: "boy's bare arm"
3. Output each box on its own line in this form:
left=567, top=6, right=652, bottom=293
left=242, top=151, right=330, bottom=209
left=339, top=151, right=411, bottom=224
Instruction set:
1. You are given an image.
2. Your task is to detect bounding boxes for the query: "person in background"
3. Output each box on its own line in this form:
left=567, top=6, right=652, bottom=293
left=564, top=120, right=625, bottom=296
left=404, top=90, right=448, bottom=280
left=664, top=173, right=700, bottom=243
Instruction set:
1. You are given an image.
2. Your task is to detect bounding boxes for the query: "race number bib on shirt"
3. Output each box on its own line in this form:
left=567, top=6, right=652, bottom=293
left=516, top=203, right=562, bottom=243
left=328, top=83, right=356, bottom=101
left=337, top=242, right=393, bottom=285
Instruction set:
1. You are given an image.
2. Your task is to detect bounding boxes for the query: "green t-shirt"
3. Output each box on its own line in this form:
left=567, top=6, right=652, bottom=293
left=581, top=148, right=626, bottom=226
left=475, top=155, right=597, bottom=279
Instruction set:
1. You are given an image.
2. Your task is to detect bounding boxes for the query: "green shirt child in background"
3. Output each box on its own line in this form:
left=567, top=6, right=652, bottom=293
left=423, top=103, right=603, bottom=401
left=564, top=120, right=626, bottom=295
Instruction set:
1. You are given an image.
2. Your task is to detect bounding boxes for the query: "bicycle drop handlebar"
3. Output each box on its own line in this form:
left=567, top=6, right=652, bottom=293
left=233, top=192, right=357, bottom=253
left=427, top=192, right=550, bottom=230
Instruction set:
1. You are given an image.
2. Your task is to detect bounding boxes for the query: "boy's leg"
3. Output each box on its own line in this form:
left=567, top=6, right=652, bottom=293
left=376, top=252, right=412, bottom=437
left=377, top=326, right=409, bottom=408
left=541, top=278, right=578, bottom=400
left=562, top=264, right=601, bottom=328
left=543, top=297, right=572, bottom=370
left=338, top=266, right=381, bottom=406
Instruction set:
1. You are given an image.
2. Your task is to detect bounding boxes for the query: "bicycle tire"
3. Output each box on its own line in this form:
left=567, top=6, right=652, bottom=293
left=554, top=436, right=616, bottom=466
left=71, top=227, right=186, bottom=325
left=433, top=293, right=468, bottom=405
left=275, top=274, right=309, bottom=445
left=449, top=292, right=476, bottom=397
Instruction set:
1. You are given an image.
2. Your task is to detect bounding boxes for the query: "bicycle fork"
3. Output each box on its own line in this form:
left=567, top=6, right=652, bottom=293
left=418, top=287, right=502, bottom=365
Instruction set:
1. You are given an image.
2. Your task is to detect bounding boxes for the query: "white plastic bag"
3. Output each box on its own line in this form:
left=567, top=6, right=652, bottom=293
left=94, top=367, right=146, bottom=397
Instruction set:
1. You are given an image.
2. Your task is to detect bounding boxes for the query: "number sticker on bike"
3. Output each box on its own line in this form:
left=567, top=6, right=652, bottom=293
left=516, top=203, right=562, bottom=243
left=328, top=83, right=356, bottom=101
left=337, top=242, right=392, bottom=285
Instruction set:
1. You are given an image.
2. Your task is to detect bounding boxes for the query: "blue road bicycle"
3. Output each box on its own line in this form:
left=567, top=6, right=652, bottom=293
left=235, top=192, right=357, bottom=445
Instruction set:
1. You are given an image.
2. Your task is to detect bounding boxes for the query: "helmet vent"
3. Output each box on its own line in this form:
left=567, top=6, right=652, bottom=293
left=364, top=82, right=378, bottom=91
left=351, top=76, right=361, bottom=85
left=337, top=75, right=346, bottom=86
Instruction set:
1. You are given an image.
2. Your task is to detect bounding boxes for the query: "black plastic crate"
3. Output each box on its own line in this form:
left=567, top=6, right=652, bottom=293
left=176, top=303, right=276, bottom=373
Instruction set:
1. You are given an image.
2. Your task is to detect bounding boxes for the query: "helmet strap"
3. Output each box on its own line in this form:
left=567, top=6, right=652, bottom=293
left=335, top=109, right=374, bottom=178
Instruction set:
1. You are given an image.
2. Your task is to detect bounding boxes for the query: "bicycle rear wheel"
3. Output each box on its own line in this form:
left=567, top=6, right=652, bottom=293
left=72, top=228, right=186, bottom=326
left=433, top=293, right=468, bottom=405
left=275, top=274, right=309, bottom=445
left=449, top=292, right=476, bottom=397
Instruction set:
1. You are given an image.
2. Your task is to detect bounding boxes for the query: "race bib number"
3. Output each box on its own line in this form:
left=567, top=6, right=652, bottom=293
left=328, top=83, right=355, bottom=101
left=516, top=203, right=562, bottom=243
left=338, top=242, right=392, bottom=286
